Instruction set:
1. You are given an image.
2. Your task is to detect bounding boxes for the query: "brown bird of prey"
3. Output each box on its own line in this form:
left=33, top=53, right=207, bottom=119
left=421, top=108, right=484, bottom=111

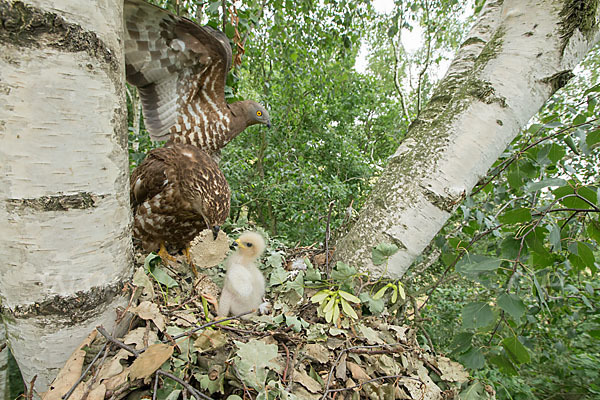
left=124, top=0, right=271, bottom=156
left=218, top=232, right=266, bottom=318
left=130, top=143, right=230, bottom=266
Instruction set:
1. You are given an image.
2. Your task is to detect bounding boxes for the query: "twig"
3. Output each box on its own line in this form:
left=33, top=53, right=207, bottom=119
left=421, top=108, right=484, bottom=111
left=325, top=375, right=423, bottom=395
left=321, top=344, right=401, bottom=400
left=156, top=370, right=213, bottom=400
left=152, top=372, right=159, bottom=400
left=348, top=346, right=405, bottom=355
left=26, top=375, right=36, bottom=400
left=97, top=326, right=140, bottom=357
left=169, top=311, right=252, bottom=341
left=325, top=200, right=335, bottom=278
left=281, top=342, right=290, bottom=383
left=62, top=342, right=108, bottom=400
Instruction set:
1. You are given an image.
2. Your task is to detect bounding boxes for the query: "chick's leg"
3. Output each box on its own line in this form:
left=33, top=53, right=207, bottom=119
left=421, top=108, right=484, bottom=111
left=217, top=289, right=231, bottom=318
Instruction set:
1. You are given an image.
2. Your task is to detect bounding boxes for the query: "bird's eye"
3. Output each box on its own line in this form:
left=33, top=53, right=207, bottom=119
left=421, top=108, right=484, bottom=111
left=256, top=111, right=262, bottom=117
left=246, top=242, right=253, bottom=247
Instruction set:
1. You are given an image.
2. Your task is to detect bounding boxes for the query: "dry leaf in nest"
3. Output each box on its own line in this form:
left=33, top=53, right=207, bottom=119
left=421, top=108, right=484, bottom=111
left=193, top=330, right=228, bottom=353
left=435, top=356, right=469, bottom=383
left=293, top=368, right=322, bottom=394
left=132, top=267, right=155, bottom=300
left=304, top=343, right=330, bottom=364
left=189, top=229, right=229, bottom=268
left=130, top=301, right=166, bottom=331
left=43, top=330, right=97, bottom=400
left=346, top=361, right=371, bottom=382
left=129, top=344, right=174, bottom=381
left=86, top=384, right=106, bottom=400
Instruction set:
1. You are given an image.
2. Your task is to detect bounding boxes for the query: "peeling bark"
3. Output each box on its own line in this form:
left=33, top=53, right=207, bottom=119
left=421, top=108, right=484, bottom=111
left=0, top=0, right=131, bottom=391
left=335, top=0, right=600, bottom=278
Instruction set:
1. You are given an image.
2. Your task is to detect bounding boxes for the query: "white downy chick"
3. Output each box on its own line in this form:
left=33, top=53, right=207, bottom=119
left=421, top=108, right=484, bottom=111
left=218, top=231, right=266, bottom=318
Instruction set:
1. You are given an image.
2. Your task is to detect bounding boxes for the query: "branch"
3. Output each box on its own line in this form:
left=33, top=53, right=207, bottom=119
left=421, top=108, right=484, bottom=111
left=97, top=326, right=140, bottom=357
left=169, top=311, right=253, bottom=341
left=156, top=370, right=213, bottom=400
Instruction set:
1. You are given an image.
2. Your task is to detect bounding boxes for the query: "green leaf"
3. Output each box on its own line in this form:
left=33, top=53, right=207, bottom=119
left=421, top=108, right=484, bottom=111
left=459, top=347, right=485, bottom=369
left=451, top=332, right=473, bottom=354
left=564, top=135, right=579, bottom=155
left=323, top=295, right=337, bottom=313
left=269, top=266, right=289, bottom=286
left=553, top=185, right=597, bottom=209
left=147, top=264, right=179, bottom=288
left=311, top=290, right=331, bottom=304
left=285, top=271, right=305, bottom=296
left=397, top=282, right=406, bottom=300
left=234, top=339, right=279, bottom=390
left=497, top=293, right=527, bottom=322
left=501, top=336, right=531, bottom=364
left=456, top=255, right=501, bottom=279
left=548, top=223, right=562, bottom=251
left=526, top=178, right=567, bottom=192
left=338, top=290, right=360, bottom=303
left=285, top=315, right=309, bottom=332
left=587, top=220, right=600, bottom=243
left=391, top=286, right=398, bottom=303
left=331, top=262, right=356, bottom=281
left=372, top=285, right=389, bottom=300
left=488, top=353, right=518, bottom=375
left=359, top=292, right=385, bottom=314
left=340, top=297, right=358, bottom=319
left=586, top=129, right=600, bottom=149
left=548, top=144, right=567, bottom=163
left=372, top=243, right=399, bottom=265
left=499, top=208, right=532, bottom=224
left=460, top=382, right=485, bottom=400
left=577, top=241, right=595, bottom=267
left=462, top=302, right=495, bottom=329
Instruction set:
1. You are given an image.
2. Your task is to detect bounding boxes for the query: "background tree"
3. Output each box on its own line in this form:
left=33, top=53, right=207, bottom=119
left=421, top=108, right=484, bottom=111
left=0, top=0, right=131, bottom=391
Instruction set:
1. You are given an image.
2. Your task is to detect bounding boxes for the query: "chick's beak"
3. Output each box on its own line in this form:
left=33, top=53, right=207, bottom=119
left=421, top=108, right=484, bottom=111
left=211, top=226, right=220, bottom=240
left=230, top=239, right=240, bottom=250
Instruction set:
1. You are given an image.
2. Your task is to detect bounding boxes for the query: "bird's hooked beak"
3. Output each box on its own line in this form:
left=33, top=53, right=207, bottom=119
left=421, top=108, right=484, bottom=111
left=230, top=238, right=240, bottom=250
left=266, top=121, right=271, bottom=129
left=211, top=226, right=220, bottom=240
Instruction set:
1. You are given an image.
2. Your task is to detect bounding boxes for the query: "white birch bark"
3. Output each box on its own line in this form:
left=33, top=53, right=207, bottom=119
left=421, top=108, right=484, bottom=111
left=0, top=0, right=132, bottom=392
left=0, top=324, right=7, bottom=400
left=335, top=0, right=600, bottom=277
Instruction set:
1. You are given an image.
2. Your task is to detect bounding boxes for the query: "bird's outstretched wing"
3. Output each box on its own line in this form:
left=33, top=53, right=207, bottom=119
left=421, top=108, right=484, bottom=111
left=124, top=0, right=232, bottom=141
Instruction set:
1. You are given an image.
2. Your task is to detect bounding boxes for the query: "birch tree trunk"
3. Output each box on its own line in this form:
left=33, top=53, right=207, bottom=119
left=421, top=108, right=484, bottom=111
left=335, top=0, right=600, bottom=278
left=0, top=325, right=7, bottom=400
left=0, top=0, right=132, bottom=392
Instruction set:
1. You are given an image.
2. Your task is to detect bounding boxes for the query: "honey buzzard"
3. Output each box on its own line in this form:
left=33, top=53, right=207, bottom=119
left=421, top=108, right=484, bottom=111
left=130, top=143, right=231, bottom=259
left=124, top=0, right=271, bottom=155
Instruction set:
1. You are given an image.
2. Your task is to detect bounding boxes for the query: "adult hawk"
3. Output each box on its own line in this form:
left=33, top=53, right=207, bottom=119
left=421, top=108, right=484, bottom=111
left=124, top=0, right=271, bottom=155
left=130, top=143, right=231, bottom=262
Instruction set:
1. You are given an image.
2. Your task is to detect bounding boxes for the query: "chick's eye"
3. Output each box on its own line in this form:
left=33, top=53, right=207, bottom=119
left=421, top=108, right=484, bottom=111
left=246, top=242, right=253, bottom=247
left=256, top=111, right=262, bottom=117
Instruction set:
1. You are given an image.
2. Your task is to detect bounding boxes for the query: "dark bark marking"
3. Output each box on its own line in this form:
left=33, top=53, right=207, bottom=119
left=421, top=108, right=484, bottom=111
left=5, top=192, right=105, bottom=212
left=1, top=280, right=127, bottom=325
left=0, top=0, right=119, bottom=72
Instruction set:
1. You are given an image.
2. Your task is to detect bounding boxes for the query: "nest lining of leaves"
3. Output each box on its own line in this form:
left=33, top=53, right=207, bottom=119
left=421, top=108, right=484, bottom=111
left=44, top=232, right=474, bottom=400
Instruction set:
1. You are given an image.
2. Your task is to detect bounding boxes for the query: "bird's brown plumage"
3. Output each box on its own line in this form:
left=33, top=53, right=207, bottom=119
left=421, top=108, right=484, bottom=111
left=130, top=144, right=231, bottom=252
left=124, top=0, right=271, bottom=155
